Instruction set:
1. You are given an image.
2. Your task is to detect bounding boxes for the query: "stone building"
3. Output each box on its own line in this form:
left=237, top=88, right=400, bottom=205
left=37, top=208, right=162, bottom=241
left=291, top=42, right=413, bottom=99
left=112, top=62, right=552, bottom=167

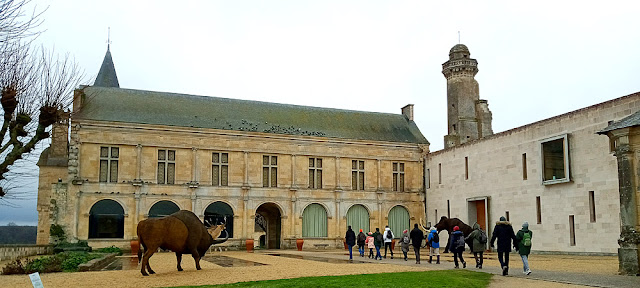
left=426, top=44, right=640, bottom=255
left=36, top=45, right=429, bottom=249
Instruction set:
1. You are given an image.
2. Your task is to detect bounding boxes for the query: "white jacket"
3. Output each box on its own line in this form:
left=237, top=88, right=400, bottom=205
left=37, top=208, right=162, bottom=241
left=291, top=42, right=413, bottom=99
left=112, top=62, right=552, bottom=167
left=383, top=228, right=394, bottom=243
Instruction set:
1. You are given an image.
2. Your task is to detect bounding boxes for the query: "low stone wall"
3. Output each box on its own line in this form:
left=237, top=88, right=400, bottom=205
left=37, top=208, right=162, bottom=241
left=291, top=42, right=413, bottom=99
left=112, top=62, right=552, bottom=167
left=78, top=253, right=117, bottom=272
left=0, top=245, right=53, bottom=262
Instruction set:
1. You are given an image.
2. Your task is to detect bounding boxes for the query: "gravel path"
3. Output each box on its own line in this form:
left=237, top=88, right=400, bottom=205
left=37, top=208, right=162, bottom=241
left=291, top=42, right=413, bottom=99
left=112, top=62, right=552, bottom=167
left=0, top=249, right=635, bottom=288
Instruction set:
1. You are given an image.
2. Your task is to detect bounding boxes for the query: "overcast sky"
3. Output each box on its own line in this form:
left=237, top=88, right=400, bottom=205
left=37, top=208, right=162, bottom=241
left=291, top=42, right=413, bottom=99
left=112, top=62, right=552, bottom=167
left=2, top=0, right=639, bottom=226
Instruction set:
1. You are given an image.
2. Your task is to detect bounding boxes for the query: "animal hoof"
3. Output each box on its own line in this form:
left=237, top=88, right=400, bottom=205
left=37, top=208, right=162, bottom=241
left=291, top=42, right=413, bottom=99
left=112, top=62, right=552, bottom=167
left=177, top=268, right=183, bottom=271
left=149, top=270, right=156, bottom=274
left=142, top=273, right=149, bottom=276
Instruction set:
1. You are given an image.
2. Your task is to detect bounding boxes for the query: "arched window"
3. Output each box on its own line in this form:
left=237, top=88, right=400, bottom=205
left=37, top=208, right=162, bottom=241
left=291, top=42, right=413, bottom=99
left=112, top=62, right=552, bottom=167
left=89, top=199, right=125, bottom=239
left=148, top=201, right=180, bottom=218
left=205, top=201, right=234, bottom=238
left=388, top=205, right=410, bottom=238
left=346, top=204, right=369, bottom=233
left=302, top=203, right=327, bottom=237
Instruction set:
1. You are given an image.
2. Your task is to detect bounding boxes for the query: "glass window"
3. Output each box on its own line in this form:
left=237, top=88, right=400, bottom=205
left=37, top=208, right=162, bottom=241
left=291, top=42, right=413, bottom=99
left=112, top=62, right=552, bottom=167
left=89, top=199, right=124, bottom=239
left=158, top=149, right=176, bottom=184
left=309, top=158, right=323, bottom=189
left=352, top=160, right=365, bottom=190
left=99, top=147, right=119, bottom=183
left=541, top=135, right=570, bottom=184
left=212, top=152, right=229, bottom=186
left=392, top=162, right=405, bottom=192
left=263, top=155, right=278, bottom=187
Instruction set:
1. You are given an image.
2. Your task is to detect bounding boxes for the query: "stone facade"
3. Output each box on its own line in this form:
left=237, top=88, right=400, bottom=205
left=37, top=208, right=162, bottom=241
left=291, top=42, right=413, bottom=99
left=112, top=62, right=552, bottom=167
left=426, top=92, right=640, bottom=254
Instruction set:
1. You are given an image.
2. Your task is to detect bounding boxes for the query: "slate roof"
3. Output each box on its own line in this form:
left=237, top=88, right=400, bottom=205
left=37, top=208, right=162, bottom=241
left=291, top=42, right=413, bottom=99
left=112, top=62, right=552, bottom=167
left=75, top=86, right=429, bottom=144
left=598, top=109, right=640, bottom=134
left=93, top=45, right=120, bottom=88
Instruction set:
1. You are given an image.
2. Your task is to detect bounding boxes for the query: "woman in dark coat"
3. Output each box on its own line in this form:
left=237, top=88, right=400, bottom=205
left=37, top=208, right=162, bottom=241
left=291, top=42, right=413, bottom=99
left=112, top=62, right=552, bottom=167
left=490, top=216, right=517, bottom=276
left=449, top=226, right=466, bottom=269
left=345, top=226, right=356, bottom=260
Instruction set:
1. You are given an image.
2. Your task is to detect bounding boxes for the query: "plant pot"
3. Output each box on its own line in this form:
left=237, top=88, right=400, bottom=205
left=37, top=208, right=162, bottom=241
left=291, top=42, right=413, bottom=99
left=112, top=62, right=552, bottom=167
left=246, top=239, right=254, bottom=253
left=130, top=239, right=140, bottom=255
left=391, top=239, right=396, bottom=251
left=296, top=239, right=304, bottom=251
left=343, top=240, right=348, bottom=250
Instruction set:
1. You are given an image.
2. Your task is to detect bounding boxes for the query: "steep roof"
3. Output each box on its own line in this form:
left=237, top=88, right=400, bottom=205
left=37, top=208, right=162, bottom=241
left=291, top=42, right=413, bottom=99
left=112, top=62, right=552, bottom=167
left=75, top=86, right=429, bottom=144
left=598, top=109, right=640, bottom=134
left=93, top=45, right=120, bottom=88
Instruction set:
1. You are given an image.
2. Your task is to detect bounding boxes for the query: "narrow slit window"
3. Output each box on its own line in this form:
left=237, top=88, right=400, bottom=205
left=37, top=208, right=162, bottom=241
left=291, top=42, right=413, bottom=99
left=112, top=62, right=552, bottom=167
left=438, top=163, right=442, bottom=184
left=435, top=209, right=438, bottom=222
left=522, top=153, right=527, bottom=180
left=447, top=200, right=451, bottom=218
left=426, top=169, right=430, bottom=189
left=589, top=191, right=596, bottom=223
left=505, top=211, right=510, bottom=221
left=569, top=215, right=576, bottom=246
left=464, top=157, right=469, bottom=180
left=536, top=196, right=542, bottom=224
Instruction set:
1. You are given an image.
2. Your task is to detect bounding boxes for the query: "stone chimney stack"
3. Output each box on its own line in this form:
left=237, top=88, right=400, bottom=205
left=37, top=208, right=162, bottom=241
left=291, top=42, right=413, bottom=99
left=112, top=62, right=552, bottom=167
left=402, top=104, right=414, bottom=121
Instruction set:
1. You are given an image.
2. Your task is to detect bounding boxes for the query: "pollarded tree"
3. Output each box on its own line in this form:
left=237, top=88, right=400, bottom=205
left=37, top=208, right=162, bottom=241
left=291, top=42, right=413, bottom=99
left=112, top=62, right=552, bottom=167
left=0, top=0, right=83, bottom=198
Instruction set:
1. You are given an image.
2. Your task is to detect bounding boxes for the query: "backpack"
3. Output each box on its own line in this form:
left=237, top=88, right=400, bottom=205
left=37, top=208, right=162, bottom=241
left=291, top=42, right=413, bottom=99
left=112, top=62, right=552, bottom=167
left=454, top=235, right=465, bottom=249
left=478, top=230, right=487, bottom=244
left=522, top=231, right=532, bottom=247
left=402, top=235, right=410, bottom=244
left=430, top=232, right=439, bottom=244
left=375, top=233, right=384, bottom=243
left=386, top=231, right=393, bottom=239
left=357, top=233, right=366, bottom=243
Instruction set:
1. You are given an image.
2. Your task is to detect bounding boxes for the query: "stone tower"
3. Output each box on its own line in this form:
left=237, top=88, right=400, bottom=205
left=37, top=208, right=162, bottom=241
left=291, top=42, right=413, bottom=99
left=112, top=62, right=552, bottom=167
left=442, top=44, right=492, bottom=148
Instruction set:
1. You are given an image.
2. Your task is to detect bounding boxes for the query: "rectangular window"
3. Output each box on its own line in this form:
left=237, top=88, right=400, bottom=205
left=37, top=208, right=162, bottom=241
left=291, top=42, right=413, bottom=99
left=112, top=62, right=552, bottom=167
left=464, top=157, right=469, bottom=180
left=435, top=209, right=438, bottom=222
left=157, top=149, right=175, bottom=184
left=351, top=160, right=365, bottom=190
left=505, top=211, right=510, bottom=221
left=426, top=169, right=430, bottom=189
left=569, top=215, right=576, bottom=246
left=263, top=155, right=278, bottom=187
left=589, top=191, right=596, bottom=223
left=536, top=196, right=542, bottom=224
left=392, top=162, right=405, bottom=192
left=541, top=134, right=570, bottom=184
left=438, top=163, right=442, bottom=184
left=308, top=158, right=323, bottom=189
left=447, top=200, right=451, bottom=218
left=522, top=153, right=528, bottom=180
left=99, top=147, right=119, bottom=183
left=212, top=152, right=229, bottom=186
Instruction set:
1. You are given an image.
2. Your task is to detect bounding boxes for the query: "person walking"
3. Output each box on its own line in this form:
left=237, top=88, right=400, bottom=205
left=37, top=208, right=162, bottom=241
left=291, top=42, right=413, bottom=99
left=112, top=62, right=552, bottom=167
left=345, top=226, right=356, bottom=260
left=383, top=225, right=395, bottom=259
left=400, top=229, right=410, bottom=261
left=515, top=221, right=533, bottom=275
left=372, top=228, right=383, bottom=260
left=465, top=222, right=487, bottom=269
left=427, top=227, right=440, bottom=264
left=490, top=216, right=517, bottom=276
left=357, top=229, right=367, bottom=257
left=450, top=226, right=466, bottom=268
left=410, top=223, right=424, bottom=264
left=366, top=232, right=375, bottom=258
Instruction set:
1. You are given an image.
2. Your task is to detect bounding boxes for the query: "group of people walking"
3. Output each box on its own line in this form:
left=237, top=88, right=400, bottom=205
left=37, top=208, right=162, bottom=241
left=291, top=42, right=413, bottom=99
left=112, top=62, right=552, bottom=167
left=345, top=217, right=533, bottom=276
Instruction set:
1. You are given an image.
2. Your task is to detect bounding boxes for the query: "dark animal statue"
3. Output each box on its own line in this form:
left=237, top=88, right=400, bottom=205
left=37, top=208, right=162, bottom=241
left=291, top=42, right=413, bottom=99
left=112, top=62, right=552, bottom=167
left=136, top=210, right=228, bottom=276
left=424, top=216, right=473, bottom=253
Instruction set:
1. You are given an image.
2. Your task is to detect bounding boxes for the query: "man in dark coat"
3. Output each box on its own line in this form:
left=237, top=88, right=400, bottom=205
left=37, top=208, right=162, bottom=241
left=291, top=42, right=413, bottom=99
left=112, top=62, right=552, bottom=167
left=356, top=229, right=367, bottom=257
left=490, top=216, right=517, bottom=276
left=345, top=226, right=356, bottom=260
left=409, top=223, right=425, bottom=264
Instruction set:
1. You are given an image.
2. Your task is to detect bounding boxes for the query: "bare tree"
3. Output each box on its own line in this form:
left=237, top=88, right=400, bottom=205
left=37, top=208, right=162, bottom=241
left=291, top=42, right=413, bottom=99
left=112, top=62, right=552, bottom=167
left=0, top=0, right=83, bottom=199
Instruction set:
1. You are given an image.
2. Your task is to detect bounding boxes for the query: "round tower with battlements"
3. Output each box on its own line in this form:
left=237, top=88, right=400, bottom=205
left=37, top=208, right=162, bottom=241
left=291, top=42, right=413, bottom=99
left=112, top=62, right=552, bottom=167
left=442, top=44, right=492, bottom=148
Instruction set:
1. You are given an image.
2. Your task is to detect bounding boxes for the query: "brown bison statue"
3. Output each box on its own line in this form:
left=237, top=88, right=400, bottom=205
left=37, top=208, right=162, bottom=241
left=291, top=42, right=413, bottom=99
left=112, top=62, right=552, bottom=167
left=136, top=210, right=228, bottom=276
left=423, top=216, right=473, bottom=253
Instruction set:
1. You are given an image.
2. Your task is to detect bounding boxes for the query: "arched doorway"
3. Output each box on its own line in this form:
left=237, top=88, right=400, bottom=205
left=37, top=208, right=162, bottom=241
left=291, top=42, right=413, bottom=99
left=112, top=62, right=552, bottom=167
left=255, top=203, right=282, bottom=249
left=302, top=203, right=328, bottom=237
left=388, top=205, right=410, bottom=238
left=205, top=201, right=234, bottom=238
left=148, top=201, right=180, bottom=218
left=89, top=199, right=125, bottom=239
left=346, top=204, right=370, bottom=233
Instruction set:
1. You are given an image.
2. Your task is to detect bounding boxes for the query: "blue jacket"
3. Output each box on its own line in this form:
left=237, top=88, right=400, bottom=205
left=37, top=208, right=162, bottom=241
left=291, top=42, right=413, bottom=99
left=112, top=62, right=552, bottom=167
left=427, top=230, right=440, bottom=248
left=449, top=230, right=465, bottom=252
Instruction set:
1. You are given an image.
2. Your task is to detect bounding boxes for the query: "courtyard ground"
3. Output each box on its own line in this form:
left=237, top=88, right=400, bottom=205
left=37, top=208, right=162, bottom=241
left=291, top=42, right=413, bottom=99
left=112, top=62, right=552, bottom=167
left=0, top=249, right=637, bottom=288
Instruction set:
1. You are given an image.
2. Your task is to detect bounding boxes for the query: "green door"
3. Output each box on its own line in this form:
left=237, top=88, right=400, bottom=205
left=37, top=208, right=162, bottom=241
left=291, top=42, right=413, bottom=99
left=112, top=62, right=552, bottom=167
left=346, top=204, right=370, bottom=233
left=302, top=203, right=328, bottom=237
left=388, top=205, right=410, bottom=238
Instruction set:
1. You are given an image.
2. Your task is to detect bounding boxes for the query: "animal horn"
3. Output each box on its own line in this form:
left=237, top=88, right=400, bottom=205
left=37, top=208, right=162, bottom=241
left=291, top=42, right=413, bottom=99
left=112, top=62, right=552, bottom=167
left=211, top=229, right=229, bottom=245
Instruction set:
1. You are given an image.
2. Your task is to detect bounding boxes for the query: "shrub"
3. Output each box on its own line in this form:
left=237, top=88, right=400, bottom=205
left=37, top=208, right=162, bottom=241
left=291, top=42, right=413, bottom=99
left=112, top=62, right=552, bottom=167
left=50, top=224, right=66, bottom=243
left=2, top=258, right=26, bottom=275
left=96, top=246, right=122, bottom=255
left=24, top=254, right=64, bottom=274
left=3, top=252, right=103, bottom=274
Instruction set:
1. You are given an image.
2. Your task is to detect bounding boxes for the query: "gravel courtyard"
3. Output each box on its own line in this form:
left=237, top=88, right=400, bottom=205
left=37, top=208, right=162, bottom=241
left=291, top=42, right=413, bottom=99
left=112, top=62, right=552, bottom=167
left=0, top=249, right=630, bottom=288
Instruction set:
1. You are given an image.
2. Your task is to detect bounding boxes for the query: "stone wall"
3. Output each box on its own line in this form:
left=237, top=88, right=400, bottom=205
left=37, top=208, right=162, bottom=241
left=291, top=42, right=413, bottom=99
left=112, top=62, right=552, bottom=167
left=0, top=245, right=53, bottom=262
left=426, top=93, right=640, bottom=254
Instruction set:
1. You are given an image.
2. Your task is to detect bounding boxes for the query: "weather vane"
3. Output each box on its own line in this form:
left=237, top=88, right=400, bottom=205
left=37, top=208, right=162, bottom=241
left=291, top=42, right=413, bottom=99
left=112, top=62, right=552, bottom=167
left=107, top=27, right=112, bottom=46
left=458, top=31, right=460, bottom=44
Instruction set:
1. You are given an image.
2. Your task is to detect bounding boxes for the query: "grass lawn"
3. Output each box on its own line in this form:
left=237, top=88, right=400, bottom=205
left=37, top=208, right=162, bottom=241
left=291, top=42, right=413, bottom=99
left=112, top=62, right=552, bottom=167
left=168, top=270, right=492, bottom=288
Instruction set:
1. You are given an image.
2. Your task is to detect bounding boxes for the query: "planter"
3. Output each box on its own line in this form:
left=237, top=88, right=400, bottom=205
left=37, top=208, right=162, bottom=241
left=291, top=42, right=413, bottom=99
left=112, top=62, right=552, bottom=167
left=130, top=239, right=140, bottom=255
left=246, top=239, right=254, bottom=253
left=296, top=239, right=304, bottom=251
left=343, top=240, right=348, bottom=250
left=391, top=239, right=396, bottom=251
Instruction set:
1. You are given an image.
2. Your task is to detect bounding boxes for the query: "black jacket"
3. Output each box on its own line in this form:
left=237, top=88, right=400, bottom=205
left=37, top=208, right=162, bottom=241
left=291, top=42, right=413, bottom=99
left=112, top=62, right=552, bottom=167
left=357, top=232, right=366, bottom=246
left=345, top=229, right=356, bottom=246
left=490, top=221, right=516, bottom=252
left=409, top=227, right=424, bottom=248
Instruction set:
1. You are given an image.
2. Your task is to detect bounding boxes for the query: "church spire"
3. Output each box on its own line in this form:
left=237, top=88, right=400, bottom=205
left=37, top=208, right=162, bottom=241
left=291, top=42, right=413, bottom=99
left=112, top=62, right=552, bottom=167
left=93, top=43, right=120, bottom=88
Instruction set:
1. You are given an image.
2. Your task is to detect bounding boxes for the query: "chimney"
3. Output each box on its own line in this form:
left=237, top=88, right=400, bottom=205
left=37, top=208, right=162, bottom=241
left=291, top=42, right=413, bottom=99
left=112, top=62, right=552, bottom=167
left=402, top=104, right=414, bottom=121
